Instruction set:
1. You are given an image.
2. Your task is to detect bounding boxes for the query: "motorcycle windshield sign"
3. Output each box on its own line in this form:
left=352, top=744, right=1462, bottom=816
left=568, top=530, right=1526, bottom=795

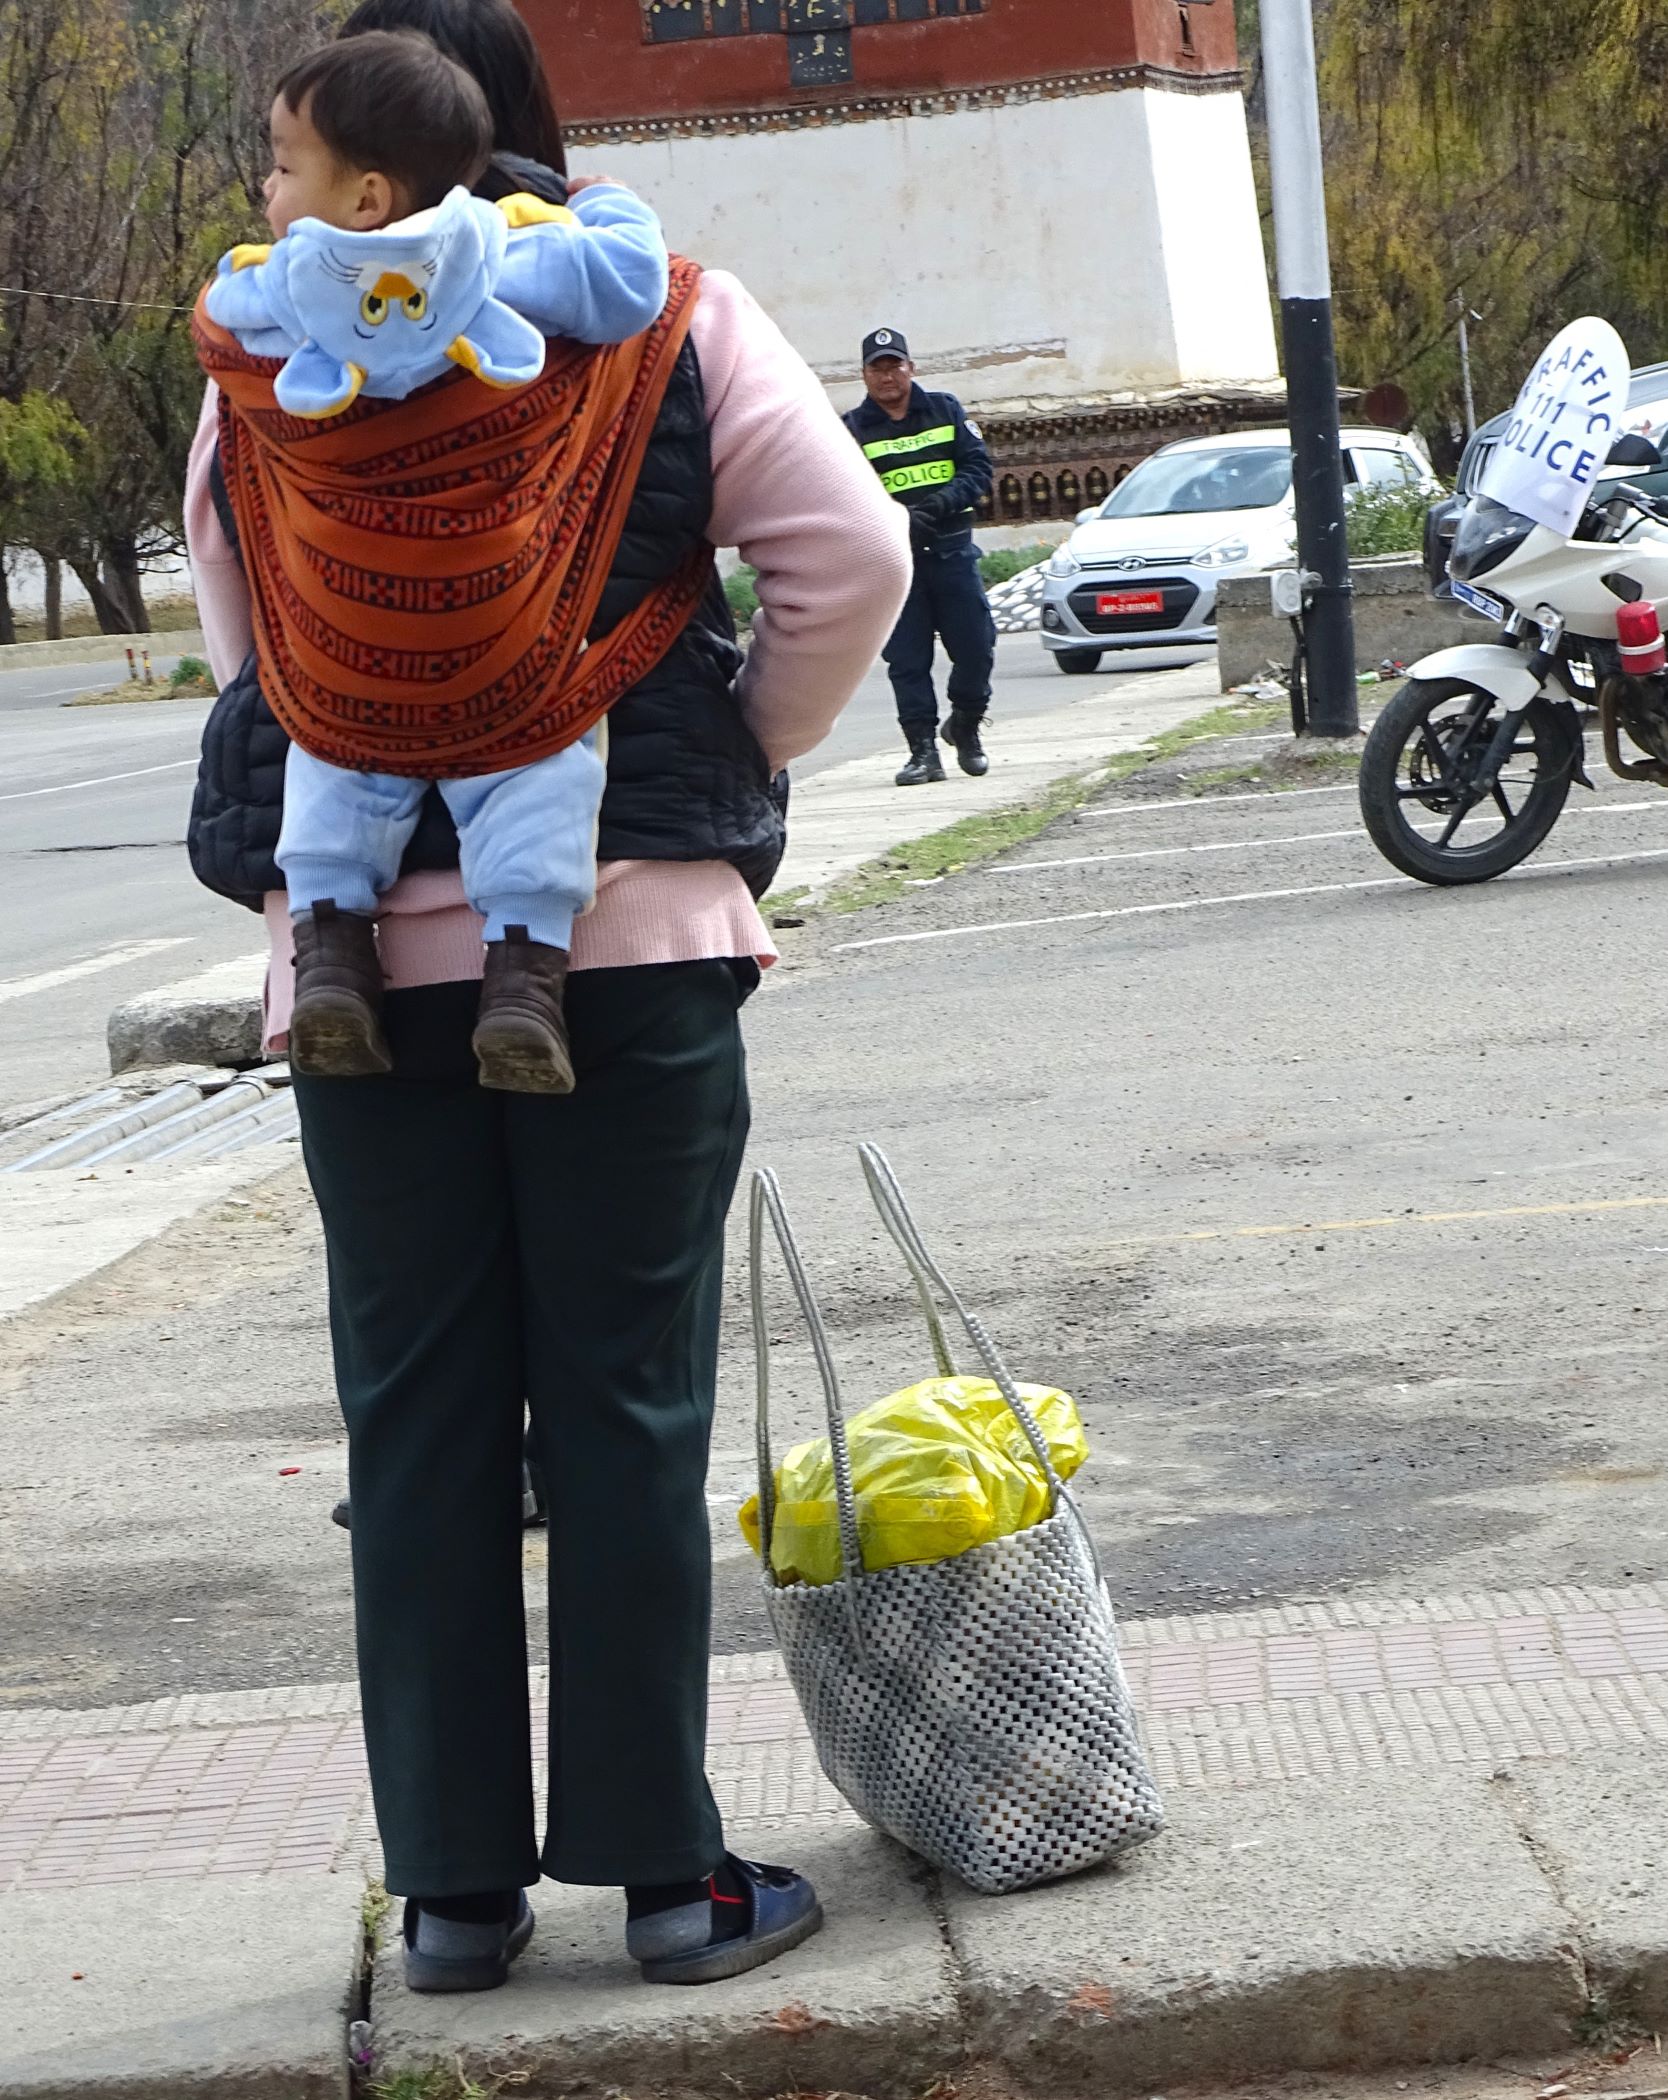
left=1479, top=318, right=1630, bottom=535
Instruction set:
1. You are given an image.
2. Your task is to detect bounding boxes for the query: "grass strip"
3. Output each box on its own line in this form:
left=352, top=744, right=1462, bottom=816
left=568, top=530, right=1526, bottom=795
left=814, top=697, right=1289, bottom=915
left=65, top=677, right=213, bottom=707
left=1184, top=745, right=1363, bottom=794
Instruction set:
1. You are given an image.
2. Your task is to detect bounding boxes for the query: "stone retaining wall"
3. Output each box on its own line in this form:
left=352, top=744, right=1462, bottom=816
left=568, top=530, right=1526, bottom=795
left=1217, top=557, right=1487, bottom=691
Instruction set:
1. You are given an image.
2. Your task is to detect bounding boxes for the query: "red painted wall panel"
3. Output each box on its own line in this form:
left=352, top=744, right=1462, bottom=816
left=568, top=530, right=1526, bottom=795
left=518, top=0, right=1240, bottom=128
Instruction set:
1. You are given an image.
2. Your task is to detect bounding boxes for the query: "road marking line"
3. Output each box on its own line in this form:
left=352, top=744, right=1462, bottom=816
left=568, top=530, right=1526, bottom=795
left=0, top=759, right=196, bottom=805
left=1075, top=789, right=1668, bottom=825
left=832, top=844, right=1668, bottom=951
left=0, top=938, right=192, bottom=1008
left=11, top=680, right=114, bottom=702
left=1001, top=827, right=1364, bottom=874
left=836, top=877, right=1404, bottom=949
left=1078, top=785, right=1358, bottom=818
left=1002, top=799, right=1668, bottom=876
left=1104, top=1194, right=1668, bottom=1251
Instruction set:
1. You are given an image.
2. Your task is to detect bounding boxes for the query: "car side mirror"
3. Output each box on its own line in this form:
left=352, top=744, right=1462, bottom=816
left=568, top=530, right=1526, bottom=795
left=1607, top=433, right=1662, bottom=469
left=1076, top=508, right=1098, bottom=526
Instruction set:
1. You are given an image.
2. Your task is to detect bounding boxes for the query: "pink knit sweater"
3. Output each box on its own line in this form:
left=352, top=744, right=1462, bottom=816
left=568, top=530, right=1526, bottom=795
left=184, top=269, right=911, bottom=1046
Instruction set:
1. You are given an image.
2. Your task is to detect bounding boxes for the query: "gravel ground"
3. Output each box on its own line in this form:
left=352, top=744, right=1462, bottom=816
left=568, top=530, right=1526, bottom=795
left=8, top=713, right=1668, bottom=1705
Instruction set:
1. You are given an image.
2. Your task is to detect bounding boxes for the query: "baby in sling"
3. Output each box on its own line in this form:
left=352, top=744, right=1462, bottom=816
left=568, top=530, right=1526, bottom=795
left=196, top=29, right=705, bottom=1092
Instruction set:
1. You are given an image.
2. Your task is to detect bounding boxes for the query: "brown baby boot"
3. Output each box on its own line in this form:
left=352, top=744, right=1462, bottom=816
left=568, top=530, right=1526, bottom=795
left=288, top=902, right=392, bottom=1078
left=473, top=927, right=576, bottom=1095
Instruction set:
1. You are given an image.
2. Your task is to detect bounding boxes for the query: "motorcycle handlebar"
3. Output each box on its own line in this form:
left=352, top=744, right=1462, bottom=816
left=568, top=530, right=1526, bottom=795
left=1612, top=483, right=1668, bottom=523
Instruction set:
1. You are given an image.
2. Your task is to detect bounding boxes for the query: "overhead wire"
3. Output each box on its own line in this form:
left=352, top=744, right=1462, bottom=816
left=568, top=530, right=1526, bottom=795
left=0, top=285, right=196, bottom=314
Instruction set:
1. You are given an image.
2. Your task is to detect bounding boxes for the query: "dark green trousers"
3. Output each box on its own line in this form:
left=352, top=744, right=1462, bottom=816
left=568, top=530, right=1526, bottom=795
left=293, top=961, right=752, bottom=1896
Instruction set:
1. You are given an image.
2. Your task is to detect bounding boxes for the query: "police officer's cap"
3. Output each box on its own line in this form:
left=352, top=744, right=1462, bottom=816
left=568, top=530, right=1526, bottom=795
left=861, top=327, right=911, bottom=366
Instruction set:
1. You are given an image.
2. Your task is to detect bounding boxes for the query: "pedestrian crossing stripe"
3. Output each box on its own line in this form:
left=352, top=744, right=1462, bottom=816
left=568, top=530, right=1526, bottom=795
left=861, top=422, right=956, bottom=462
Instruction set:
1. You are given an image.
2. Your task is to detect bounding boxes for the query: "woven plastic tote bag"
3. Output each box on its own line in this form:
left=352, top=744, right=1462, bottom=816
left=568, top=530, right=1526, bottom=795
left=750, top=1145, right=1165, bottom=1896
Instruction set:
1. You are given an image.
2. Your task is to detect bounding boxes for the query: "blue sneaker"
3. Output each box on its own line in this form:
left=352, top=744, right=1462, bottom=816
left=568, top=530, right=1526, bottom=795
left=629, top=1856, right=823, bottom=1985
left=402, top=1893, right=535, bottom=1994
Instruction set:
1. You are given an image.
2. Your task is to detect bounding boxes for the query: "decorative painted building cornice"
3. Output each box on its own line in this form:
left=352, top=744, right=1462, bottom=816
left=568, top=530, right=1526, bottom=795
left=970, top=382, right=1328, bottom=524
left=976, top=379, right=1292, bottom=445
left=564, top=60, right=1246, bottom=145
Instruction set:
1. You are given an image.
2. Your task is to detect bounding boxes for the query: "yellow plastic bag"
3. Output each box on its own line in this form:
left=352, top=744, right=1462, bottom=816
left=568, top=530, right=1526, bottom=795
left=738, top=1374, right=1088, bottom=1588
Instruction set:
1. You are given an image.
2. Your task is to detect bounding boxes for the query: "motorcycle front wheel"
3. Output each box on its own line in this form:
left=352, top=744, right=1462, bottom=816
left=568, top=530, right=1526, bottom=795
left=1358, top=676, right=1573, bottom=885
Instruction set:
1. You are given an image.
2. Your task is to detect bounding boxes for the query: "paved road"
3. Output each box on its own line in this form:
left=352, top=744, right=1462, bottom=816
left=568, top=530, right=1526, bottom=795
left=0, top=658, right=252, bottom=1117
left=0, top=634, right=1202, bottom=1116
left=12, top=714, right=1668, bottom=1707
left=731, top=750, right=1668, bottom=1641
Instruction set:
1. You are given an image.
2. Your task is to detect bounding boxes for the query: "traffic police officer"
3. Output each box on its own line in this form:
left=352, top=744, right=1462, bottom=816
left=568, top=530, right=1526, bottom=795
left=844, top=328, right=997, bottom=785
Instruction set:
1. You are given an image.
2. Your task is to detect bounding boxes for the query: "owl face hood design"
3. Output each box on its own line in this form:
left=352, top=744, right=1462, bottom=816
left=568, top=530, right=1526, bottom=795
left=205, top=186, right=550, bottom=418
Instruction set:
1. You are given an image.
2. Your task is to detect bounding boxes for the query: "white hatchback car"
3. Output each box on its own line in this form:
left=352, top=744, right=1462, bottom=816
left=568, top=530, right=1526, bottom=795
left=1039, top=426, right=1440, bottom=672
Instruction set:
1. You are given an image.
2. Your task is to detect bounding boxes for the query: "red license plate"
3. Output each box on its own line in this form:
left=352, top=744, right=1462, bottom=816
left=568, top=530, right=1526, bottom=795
left=1097, top=589, right=1165, bottom=617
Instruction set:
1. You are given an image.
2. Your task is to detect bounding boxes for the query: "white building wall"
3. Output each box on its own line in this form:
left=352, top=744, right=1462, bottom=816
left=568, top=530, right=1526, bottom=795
left=4, top=548, right=191, bottom=616
left=1141, top=87, right=1279, bottom=387
left=586, top=85, right=1278, bottom=409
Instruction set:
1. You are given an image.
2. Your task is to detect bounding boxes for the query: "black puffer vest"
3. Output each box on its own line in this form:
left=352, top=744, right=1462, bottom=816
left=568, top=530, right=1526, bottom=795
left=188, top=177, right=786, bottom=909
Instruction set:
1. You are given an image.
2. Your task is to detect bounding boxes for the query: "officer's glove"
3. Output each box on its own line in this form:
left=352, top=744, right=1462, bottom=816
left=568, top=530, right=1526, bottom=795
left=908, top=511, right=937, bottom=551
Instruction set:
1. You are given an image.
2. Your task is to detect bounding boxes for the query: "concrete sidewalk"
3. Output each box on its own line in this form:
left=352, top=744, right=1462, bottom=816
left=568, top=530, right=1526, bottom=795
left=776, top=658, right=1222, bottom=897
left=9, top=1579, right=1668, bottom=2097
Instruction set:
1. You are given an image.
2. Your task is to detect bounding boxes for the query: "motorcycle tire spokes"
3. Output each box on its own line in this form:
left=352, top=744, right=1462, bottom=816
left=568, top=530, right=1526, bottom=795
left=1405, top=705, right=1539, bottom=844
left=1359, top=676, right=1573, bottom=887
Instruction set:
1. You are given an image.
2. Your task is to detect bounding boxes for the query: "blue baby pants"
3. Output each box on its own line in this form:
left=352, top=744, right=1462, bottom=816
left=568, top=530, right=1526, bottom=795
left=276, top=731, right=607, bottom=952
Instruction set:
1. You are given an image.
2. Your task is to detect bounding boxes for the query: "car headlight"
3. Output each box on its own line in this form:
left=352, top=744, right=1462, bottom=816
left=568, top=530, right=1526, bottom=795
left=1193, top=537, right=1250, bottom=571
left=1047, top=546, right=1081, bottom=579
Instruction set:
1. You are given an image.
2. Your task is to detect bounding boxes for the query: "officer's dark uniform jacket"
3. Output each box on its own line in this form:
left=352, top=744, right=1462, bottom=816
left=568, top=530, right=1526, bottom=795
left=188, top=155, right=787, bottom=912
left=842, top=384, right=994, bottom=551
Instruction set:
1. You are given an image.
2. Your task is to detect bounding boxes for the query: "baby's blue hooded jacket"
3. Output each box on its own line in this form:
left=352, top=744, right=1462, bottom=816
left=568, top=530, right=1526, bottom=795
left=205, top=183, right=669, bottom=420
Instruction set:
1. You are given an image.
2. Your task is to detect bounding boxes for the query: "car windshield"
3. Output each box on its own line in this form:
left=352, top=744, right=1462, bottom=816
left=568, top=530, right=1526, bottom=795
left=1097, top=446, right=1293, bottom=519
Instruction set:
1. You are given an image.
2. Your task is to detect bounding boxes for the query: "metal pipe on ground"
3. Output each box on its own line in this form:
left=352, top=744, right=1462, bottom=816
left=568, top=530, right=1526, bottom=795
left=0, top=1087, right=126, bottom=1151
left=74, top=1078, right=277, bottom=1170
left=202, top=1101, right=301, bottom=1160
left=3, top=1083, right=206, bottom=1175
left=153, top=1089, right=299, bottom=1163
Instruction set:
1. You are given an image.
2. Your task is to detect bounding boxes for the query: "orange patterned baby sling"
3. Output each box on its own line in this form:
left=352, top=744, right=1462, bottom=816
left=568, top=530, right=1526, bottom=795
left=193, top=257, right=710, bottom=779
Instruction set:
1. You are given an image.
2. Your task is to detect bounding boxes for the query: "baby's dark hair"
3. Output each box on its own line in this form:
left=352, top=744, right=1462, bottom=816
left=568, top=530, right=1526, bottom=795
left=275, top=30, right=494, bottom=211
left=338, top=0, right=566, bottom=178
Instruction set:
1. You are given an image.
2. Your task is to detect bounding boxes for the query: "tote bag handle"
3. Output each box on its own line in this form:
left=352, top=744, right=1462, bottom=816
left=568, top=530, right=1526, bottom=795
left=751, top=1146, right=1096, bottom=1578
left=856, top=1146, right=1111, bottom=1588
left=857, top=1144, right=1065, bottom=1509
left=750, top=1165, right=865, bottom=1584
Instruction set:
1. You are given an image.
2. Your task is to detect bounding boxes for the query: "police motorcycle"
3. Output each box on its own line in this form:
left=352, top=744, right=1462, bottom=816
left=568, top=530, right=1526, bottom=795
left=1359, top=321, right=1668, bottom=884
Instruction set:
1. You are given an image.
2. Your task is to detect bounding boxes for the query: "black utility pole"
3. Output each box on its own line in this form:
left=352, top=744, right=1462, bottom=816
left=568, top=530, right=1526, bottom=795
left=1260, top=0, right=1358, bottom=738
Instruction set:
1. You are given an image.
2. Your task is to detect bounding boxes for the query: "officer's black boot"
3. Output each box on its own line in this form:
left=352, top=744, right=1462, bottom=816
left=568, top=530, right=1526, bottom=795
left=895, top=731, right=947, bottom=786
left=942, top=709, right=990, bottom=777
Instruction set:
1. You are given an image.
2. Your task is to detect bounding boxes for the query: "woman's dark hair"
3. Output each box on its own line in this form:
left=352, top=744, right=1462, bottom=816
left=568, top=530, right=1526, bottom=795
left=338, top=0, right=567, bottom=177
left=277, top=32, right=494, bottom=210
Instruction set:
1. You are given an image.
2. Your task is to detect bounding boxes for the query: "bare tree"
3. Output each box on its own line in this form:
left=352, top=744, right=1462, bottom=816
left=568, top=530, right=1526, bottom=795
left=0, top=0, right=346, bottom=630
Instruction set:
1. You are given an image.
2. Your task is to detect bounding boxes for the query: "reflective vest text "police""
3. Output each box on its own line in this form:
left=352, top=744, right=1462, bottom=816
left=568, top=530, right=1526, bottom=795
left=861, top=421, right=957, bottom=496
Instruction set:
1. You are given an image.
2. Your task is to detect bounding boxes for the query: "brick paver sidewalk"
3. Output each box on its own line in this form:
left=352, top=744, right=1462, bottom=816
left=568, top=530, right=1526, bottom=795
left=6, top=1580, right=1668, bottom=1892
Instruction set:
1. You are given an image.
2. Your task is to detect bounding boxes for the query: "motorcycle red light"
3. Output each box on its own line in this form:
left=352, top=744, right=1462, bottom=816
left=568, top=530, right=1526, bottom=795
left=1617, top=601, right=1668, bottom=676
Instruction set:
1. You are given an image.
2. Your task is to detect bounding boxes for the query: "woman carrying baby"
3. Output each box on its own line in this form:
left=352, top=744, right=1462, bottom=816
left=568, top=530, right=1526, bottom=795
left=186, top=0, right=910, bottom=1996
